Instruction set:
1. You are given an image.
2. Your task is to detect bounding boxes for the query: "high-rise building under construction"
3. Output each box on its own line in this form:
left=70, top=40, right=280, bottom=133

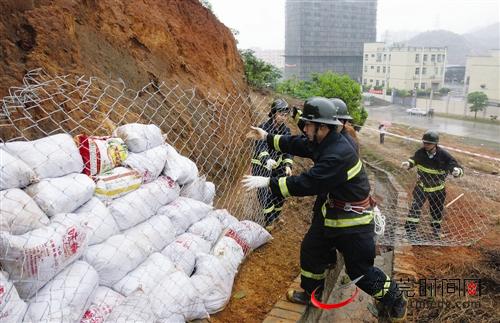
left=284, top=0, right=377, bottom=82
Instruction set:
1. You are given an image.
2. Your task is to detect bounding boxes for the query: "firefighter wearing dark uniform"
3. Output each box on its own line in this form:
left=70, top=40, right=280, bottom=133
left=251, top=98, right=293, bottom=228
left=243, top=97, right=407, bottom=321
left=402, top=130, right=464, bottom=238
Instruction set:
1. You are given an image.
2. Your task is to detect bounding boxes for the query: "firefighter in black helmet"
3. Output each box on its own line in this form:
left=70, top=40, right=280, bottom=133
left=243, top=97, right=407, bottom=321
left=402, top=130, right=464, bottom=240
left=251, top=98, right=293, bottom=231
left=330, top=98, right=360, bottom=154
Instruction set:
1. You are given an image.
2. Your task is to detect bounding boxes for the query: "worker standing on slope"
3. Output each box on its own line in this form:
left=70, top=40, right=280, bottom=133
left=243, top=97, right=407, bottom=321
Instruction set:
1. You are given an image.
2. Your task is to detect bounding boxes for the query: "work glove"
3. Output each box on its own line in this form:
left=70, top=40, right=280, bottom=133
left=285, top=166, right=292, bottom=176
left=265, top=159, right=277, bottom=171
left=291, top=106, right=302, bottom=122
left=246, top=126, right=268, bottom=141
left=241, top=175, right=270, bottom=191
left=452, top=167, right=462, bottom=177
left=401, top=161, right=410, bottom=169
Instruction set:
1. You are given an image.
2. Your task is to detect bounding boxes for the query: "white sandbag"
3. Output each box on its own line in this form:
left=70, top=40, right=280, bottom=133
left=149, top=270, right=208, bottom=321
left=2, top=133, right=84, bottom=179
left=94, top=167, right=142, bottom=201
left=80, top=286, right=125, bottom=323
left=163, top=144, right=198, bottom=185
left=0, top=189, right=50, bottom=235
left=75, top=135, right=128, bottom=176
left=227, top=220, right=272, bottom=251
left=52, top=211, right=119, bottom=246
left=108, top=176, right=180, bottom=231
left=123, top=215, right=176, bottom=253
left=24, top=261, right=98, bottom=322
left=83, top=234, right=150, bottom=287
left=161, top=243, right=196, bottom=275
left=113, top=253, right=176, bottom=296
left=187, top=215, right=223, bottom=245
left=212, top=236, right=245, bottom=274
left=180, top=176, right=216, bottom=204
left=0, top=271, right=27, bottom=323
left=123, top=145, right=168, bottom=183
left=157, top=197, right=212, bottom=235
left=113, top=123, right=163, bottom=153
left=209, top=209, right=239, bottom=229
left=161, top=234, right=211, bottom=275
left=191, top=254, right=234, bottom=314
left=0, top=221, right=89, bottom=299
left=75, top=197, right=120, bottom=245
left=105, top=290, right=157, bottom=323
left=25, top=173, right=95, bottom=217
left=0, top=149, right=37, bottom=190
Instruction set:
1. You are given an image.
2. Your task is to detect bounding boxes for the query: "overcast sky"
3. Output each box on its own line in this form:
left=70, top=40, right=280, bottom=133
left=209, top=0, right=499, bottom=49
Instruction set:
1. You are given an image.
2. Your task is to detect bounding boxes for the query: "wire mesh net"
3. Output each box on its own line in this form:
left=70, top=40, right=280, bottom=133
left=0, top=69, right=498, bottom=321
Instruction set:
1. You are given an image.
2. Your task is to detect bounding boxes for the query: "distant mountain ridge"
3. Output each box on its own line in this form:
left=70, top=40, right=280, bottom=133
left=405, top=22, right=499, bottom=65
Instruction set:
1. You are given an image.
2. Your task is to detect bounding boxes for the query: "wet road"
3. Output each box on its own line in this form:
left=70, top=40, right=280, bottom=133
left=366, top=105, right=500, bottom=151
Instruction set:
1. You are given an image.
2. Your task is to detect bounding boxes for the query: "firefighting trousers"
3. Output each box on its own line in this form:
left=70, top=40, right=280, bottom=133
left=299, top=217, right=400, bottom=307
left=407, top=185, right=446, bottom=230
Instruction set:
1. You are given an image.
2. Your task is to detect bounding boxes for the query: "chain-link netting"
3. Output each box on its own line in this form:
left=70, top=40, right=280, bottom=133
left=0, top=69, right=498, bottom=321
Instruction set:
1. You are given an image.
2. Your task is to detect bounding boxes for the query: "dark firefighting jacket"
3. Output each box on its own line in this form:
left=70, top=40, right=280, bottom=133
left=252, top=118, right=293, bottom=172
left=266, top=131, right=373, bottom=235
left=407, top=147, right=463, bottom=192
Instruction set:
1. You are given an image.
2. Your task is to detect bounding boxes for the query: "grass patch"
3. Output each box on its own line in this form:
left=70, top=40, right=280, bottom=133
left=434, top=112, right=500, bottom=125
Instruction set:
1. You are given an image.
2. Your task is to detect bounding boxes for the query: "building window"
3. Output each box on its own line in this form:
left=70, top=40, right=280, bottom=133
left=441, top=67, right=444, bottom=74
left=371, top=66, right=374, bottom=69
left=382, top=80, right=385, bottom=86
left=365, top=54, right=368, bottom=61
left=370, top=79, right=373, bottom=83
left=415, top=67, right=420, bottom=75
left=414, top=83, right=419, bottom=89
left=423, top=54, right=428, bottom=62
left=377, top=66, right=380, bottom=73
left=371, top=54, right=375, bottom=57
left=376, top=53, right=382, bottom=62
left=421, top=83, right=426, bottom=89
left=437, top=54, right=442, bottom=62
left=363, top=79, right=367, bottom=84
left=415, top=54, right=420, bottom=62
left=383, top=54, right=387, bottom=61
left=364, top=66, right=367, bottom=72
left=434, top=67, right=438, bottom=75
left=422, top=67, right=426, bottom=75
left=431, top=54, right=436, bottom=62
left=376, top=80, right=380, bottom=86
left=383, top=66, right=386, bottom=73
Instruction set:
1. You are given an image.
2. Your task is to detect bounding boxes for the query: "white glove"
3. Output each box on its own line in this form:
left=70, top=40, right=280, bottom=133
left=285, top=166, right=292, bottom=176
left=401, top=161, right=410, bottom=169
left=241, top=175, right=270, bottom=191
left=452, top=167, right=462, bottom=177
left=265, top=159, right=277, bottom=170
left=246, top=126, right=268, bottom=141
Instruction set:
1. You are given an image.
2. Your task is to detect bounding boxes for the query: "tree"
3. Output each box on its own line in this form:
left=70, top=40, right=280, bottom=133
left=240, top=50, right=282, bottom=89
left=467, top=91, right=488, bottom=119
left=276, top=71, right=368, bottom=126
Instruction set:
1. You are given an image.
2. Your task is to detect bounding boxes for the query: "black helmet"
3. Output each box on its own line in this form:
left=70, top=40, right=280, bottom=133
left=300, top=97, right=342, bottom=126
left=269, top=98, right=290, bottom=117
left=329, top=98, right=352, bottom=121
left=422, top=130, right=439, bottom=144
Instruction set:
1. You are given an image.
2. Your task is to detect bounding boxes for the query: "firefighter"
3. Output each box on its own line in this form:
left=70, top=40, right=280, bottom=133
left=243, top=97, right=407, bottom=321
left=402, top=130, right=464, bottom=239
left=251, top=98, right=294, bottom=231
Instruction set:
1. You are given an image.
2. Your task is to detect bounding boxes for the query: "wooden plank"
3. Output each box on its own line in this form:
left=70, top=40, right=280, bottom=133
left=269, top=308, right=303, bottom=321
left=275, top=300, right=306, bottom=314
left=262, top=316, right=296, bottom=323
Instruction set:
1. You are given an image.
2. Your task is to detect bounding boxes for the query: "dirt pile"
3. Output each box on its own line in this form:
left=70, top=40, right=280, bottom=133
left=0, top=0, right=247, bottom=97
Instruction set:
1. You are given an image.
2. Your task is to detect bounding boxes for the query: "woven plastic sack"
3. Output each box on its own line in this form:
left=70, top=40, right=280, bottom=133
left=123, top=145, right=168, bottom=183
left=112, top=123, right=163, bottom=153
left=0, top=271, right=27, bottom=323
left=75, top=135, right=128, bottom=176
left=0, top=148, right=37, bottom=190
left=0, top=189, right=50, bottom=235
left=80, top=286, right=125, bottom=323
left=163, top=144, right=198, bottom=185
left=94, top=167, right=142, bottom=201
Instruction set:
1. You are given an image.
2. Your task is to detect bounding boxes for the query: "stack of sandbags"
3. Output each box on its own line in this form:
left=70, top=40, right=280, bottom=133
left=0, top=189, right=50, bottom=235
left=180, top=175, right=216, bottom=205
left=0, top=271, right=27, bottom=322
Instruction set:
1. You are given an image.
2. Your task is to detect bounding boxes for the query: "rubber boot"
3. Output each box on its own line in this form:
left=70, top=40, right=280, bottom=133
left=286, top=289, right=311, bottom=305
left=387, top=295, right=408, bottom=322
